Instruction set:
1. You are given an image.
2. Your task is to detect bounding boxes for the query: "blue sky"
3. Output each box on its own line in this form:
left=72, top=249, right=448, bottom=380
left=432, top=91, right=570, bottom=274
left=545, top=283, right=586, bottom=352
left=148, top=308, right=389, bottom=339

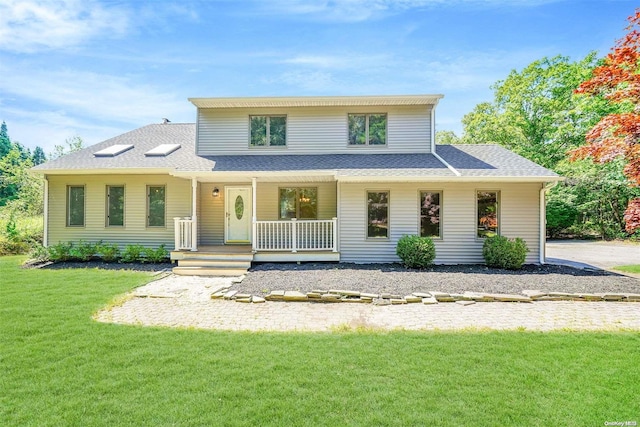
left=0, top=0, right=636, bottom=154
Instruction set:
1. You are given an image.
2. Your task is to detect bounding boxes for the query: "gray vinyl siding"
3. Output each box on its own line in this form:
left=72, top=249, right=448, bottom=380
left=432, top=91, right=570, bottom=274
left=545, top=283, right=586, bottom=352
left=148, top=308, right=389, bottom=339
left=196, top=105, right=432, bottom=155
left=47, top=174, right=192, bottom=250
left=338, top=182, right=541, bottom=264
left=198, top=182, right=337, bottom=245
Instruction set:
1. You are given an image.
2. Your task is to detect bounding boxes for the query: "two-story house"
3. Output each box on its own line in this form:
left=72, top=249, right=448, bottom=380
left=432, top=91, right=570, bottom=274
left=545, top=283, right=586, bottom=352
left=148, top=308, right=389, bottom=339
left=34, top=95, right=561, bottom=275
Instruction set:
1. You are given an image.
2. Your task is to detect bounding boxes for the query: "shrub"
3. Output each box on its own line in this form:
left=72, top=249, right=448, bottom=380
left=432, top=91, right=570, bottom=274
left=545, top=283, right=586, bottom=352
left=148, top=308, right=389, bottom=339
left=27, top=243, right=51, bottom=263
left=68, top=240, right=98, bottom=261
left=396, top=235, right=436, bottom=269
left=482, top=235, right=529, bottom=270
left=0, top=235, right=30, bottom=255
left=121, top=244, right=145, bottom=263
left=48, top=241, right=73, bottom=262
left=142, top=244, right=168, bottom=263
left=97, top=242, right=120, bottom=263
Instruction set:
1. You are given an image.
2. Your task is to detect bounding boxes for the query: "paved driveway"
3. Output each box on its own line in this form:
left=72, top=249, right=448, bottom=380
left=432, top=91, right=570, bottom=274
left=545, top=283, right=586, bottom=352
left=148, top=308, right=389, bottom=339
left=546, top=240, right=640, bottom=270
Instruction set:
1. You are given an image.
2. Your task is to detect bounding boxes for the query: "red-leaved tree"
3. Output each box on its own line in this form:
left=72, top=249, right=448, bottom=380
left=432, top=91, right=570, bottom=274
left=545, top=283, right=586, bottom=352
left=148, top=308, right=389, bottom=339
left=572, top=9, right=640, bottom=233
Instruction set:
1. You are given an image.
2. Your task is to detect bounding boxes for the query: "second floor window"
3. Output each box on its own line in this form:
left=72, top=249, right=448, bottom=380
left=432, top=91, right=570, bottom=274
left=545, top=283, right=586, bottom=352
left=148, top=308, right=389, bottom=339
left=250, top=115, right=286, bottom=147
left=348, top=113, right=387, bottom=146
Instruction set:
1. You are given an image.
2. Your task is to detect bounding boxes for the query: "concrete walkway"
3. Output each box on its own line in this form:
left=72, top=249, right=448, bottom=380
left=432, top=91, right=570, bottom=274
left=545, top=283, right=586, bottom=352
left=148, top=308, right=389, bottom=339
left=95, top=275, right=640, bottom=332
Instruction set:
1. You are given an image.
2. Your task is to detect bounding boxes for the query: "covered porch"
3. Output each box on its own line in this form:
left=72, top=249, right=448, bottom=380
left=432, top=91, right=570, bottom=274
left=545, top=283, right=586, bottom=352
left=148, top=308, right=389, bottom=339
left=169, top=175, right=340, bottom=275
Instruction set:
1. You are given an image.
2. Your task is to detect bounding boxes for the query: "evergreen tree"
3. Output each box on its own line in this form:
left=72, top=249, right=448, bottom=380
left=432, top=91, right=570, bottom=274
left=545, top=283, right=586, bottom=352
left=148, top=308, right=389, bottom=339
left=0, top=121, right=11, bottom=158
left=32, top=146, right=46, bottom=165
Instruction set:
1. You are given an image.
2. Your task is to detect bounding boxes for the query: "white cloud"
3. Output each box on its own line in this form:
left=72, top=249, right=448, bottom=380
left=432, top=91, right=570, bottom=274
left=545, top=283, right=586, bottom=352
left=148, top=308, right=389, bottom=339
left=0, top=0, right=130, bottom=52
left=257, top=0, right=563, bottom=22
left=0, top=65, right=188, bottom=124
left=0, top=63, right=194, bottom=152
left=282, top=53, right=390, bottom=69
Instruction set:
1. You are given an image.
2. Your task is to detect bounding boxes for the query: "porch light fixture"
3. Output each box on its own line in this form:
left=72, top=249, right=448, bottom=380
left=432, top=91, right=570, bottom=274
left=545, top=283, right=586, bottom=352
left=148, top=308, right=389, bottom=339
left=212, top=187, right=220, bottom=198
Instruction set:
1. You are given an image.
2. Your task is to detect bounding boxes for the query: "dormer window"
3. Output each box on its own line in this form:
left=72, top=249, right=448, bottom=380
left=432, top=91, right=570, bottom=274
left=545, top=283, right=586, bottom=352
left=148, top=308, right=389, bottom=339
left=250, top=115, right=286, bottom=147
left=348, top=113, right=386, bottom=146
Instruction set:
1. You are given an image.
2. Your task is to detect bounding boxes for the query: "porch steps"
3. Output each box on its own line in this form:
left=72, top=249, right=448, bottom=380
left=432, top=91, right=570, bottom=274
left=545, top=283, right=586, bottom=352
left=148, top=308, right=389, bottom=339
left=172, top=266, right=248, bottom=277
left=172, top=250, right=254, bottom=277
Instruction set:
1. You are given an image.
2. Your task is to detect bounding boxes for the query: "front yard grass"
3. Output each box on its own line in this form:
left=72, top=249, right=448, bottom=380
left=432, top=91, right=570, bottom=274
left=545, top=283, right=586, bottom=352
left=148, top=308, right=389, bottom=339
left=1, top=255, right=639, bottom=426
left=614, top=264, right=640, bottom=274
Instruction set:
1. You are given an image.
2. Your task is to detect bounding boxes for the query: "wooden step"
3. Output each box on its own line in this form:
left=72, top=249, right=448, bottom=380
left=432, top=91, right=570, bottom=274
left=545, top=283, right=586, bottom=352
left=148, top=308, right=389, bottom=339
left=172, top=266, right=248, bottom=277
left=171, top=252, right=254, bottom=262
left=177, top=259, right=252, bottom=269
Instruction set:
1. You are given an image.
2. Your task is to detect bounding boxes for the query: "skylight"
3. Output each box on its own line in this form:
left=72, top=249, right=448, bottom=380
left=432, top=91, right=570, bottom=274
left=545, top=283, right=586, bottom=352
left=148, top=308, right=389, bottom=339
left=144, top=144, right=181, bottom=157
left=94, top=144, right=134, bottom=157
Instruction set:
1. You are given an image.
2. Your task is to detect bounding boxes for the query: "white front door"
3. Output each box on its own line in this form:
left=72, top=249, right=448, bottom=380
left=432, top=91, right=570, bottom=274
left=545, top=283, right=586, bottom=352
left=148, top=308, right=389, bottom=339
left=225, top=186, right=252, bottom=244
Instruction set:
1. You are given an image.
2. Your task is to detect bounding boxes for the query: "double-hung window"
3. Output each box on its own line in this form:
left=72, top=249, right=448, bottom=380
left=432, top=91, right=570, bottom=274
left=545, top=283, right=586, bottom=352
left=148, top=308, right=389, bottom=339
left=67, top=185, right=85, bottom=227
left=477, top=191, right=499, bottom=238
left=106, top=185, right=125, bottom=227
left=147, top=185, right=166, bottom=227
left=367, top=191, right=389, bottom=238
left=348, top=113, right=387, bottom=145
left=279, top=188, right=317, bottom=219
left=250, top=115, right=286, bottom=147
left=420, top=191, right=441, bottom=238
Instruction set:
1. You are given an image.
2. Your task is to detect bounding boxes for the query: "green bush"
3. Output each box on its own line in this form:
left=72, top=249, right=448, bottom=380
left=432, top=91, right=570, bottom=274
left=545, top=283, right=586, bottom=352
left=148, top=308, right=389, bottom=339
left=68, top=240, right=98, bottom=261
left=142, top=244, right=168, bottom=263
left=546, top=199, right=578, bottom=238
left=97, top=242, right=120, bottom=263
left=0, top=236, right=30, bottom=256
left=121, top=244, right=145, bottom=263
left=48, top=241, right=73, bottom=262
left=27, top=243, right=51, bottom=263
left=482, top=235, right=529, bottom=270
left=396, top=235, right=436, bottom=269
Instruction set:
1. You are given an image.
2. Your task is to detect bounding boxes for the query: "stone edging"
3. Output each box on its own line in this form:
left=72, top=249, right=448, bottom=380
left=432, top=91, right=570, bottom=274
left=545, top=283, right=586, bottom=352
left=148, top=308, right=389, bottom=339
left=210, top=287, right=640, bottom=305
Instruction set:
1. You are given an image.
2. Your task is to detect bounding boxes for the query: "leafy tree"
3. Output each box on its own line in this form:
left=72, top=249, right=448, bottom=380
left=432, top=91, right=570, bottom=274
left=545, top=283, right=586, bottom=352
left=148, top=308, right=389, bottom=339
left=0, top=145, right=43, bottom=215
left=435, top=130, right=461, bottom=145
left=461, top=54, right=606, bottom=169
left=0, top=121, right=11, bottom=159
left=50, top=136, right=84, bottom=160
left=571, top=10, right=640, bottom=233
left=32, top=146, right=46, bottom=165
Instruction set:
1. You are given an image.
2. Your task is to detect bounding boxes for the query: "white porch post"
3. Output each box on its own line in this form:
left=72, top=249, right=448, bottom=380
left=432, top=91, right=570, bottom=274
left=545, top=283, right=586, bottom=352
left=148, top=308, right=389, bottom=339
left=332, top=217, right=338, bottom=252
left=43, top=176, right=49, bottom=247
left=291, top=218, right=297, bottom=253
left=252, top=177, right=257, bottom=253
left=191, top=178, right=198, bottom=252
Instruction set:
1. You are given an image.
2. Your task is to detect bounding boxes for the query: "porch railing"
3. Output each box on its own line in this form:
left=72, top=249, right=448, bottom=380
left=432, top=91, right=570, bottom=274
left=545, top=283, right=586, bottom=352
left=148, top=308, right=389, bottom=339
left=254, top=218, right=337, bottom=252
left=173, top=217, right=197, bottom=251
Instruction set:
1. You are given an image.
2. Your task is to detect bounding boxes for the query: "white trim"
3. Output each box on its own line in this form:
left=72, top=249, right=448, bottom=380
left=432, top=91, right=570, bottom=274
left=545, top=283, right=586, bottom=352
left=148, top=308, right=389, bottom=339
left=189, top=94, right=444, bottom=109
left=432, top=151, right=461, bottom=177
left=252, top=178, right=257, bottom=253
left=43, top=176, right=49, bottom=247
left=191, top=178, right=198, bottom=251
left=539, top=181, right=558, bottom=264
left=430, top=107, right=436, bottom=153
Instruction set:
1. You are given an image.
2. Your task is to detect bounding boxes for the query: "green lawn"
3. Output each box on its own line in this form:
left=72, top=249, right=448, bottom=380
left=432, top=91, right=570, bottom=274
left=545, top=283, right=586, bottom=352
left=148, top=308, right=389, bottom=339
left=1, top=256, right=639, bottom=426
left=614, top=264, right=640, bottom=274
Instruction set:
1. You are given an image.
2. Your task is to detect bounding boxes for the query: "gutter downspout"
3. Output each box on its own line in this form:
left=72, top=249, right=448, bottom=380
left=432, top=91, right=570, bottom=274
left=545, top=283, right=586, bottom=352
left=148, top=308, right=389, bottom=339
left=430, top=104, right=461, bottom=177
left=539, top=181, right=558, bottom=264
left=43, top=175, right=49, bottom=247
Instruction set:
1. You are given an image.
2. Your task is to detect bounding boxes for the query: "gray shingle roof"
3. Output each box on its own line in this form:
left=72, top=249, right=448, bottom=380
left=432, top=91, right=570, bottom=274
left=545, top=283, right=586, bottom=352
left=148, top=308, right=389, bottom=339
left=437, top=144, right=560, bottom=178
left=33, top=123, right=215, bottom=172
left=34, top=123, right=559, bottom=180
